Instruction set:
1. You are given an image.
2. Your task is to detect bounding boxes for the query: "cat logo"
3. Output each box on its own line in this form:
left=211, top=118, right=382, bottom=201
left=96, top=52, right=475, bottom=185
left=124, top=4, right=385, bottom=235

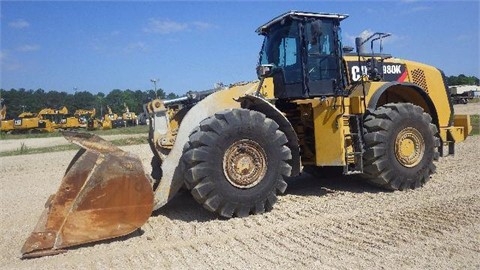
left=348, top=61, right=406, bottom=82
left=351, top=65, right=368, bottom=81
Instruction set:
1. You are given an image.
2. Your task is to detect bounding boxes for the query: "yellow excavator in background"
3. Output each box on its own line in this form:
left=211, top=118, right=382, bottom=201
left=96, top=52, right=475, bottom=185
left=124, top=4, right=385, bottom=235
left=101, top=105, right=124, bottom=129
left=21, top=11, right=471, bottom=258
left=122, top=103, right=138, bottom=126
left=2, top=107, right=58, bottom=133
left=37, top=106, right=68, bottom=131
left=73, top=108, right=103, bottom=130
left=74, top=108, right=96, bottom=127
left=0, top=99, right=12, bottom=132
left=57, top=108, right=97, bottom=130
left=1, top=106, right=99, bottom=133
left=0, top=100, right=6, bottom=121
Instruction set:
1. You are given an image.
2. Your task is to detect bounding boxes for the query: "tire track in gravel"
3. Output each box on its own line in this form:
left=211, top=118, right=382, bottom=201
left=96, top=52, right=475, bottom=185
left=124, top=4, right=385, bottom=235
left=6, top=173, right=479, bottom=269
left=55, top=176, right=478, bottom=269
left=243, top=237, right=290, bottom=265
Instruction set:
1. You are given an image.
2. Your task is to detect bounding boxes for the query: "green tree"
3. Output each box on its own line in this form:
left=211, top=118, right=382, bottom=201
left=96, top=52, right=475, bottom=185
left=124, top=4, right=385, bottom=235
left=166, top=92, right=179, bottom=99
left=72, top=91, right=96, bottom=111
left=95, top=92, right=106, bottom=117
left=157, top=88, right=167, bottom=99
left=46, top=91, right=69, bottom=108
left=447, top=74, right=479, bottom=86
left=105, top=89, right=125, bottom=114
left=0, top=87, right=182, bottom=119
left=122, top=89, right=137, bottom=113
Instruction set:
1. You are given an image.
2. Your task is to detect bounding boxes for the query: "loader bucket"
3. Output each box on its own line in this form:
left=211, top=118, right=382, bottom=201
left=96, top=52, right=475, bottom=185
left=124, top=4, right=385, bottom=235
left=21, top=132, right=154, bottom=258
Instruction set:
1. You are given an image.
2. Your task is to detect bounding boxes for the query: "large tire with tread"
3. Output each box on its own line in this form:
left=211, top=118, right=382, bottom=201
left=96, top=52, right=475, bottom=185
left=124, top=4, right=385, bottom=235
left=362, top=103, right=440, bottom=190
left=182, top=108, right=292, bottom=218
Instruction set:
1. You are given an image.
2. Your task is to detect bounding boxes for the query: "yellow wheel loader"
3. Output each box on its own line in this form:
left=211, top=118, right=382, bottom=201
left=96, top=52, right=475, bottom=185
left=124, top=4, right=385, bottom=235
left=21, top=11, right=471, bottom=258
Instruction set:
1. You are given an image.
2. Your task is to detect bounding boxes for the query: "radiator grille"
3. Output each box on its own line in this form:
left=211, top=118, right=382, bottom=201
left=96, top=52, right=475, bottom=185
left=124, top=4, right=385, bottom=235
left=411, top=69, right=428, bottom=93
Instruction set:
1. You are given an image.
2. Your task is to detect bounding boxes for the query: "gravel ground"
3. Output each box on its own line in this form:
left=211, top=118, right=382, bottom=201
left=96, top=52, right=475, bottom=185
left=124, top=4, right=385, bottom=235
left=0, top=134, right=143, bottom=153
left=0, top=104, right=478, bottom=269
left=452, top=102, right=479, bottom=115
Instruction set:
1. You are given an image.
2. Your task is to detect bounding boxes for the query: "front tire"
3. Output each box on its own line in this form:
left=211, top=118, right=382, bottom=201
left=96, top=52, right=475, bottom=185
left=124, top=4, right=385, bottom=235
left=362, top=103, right=439, bottom=190
left=183, top=109, right=292, bottom=218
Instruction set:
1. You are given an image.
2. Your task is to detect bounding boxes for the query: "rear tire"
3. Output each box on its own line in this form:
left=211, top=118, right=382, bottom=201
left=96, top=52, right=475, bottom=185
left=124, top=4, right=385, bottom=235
left=362, top=103, right=439, bottom=190
left=183, top=109, right=292, bottom=218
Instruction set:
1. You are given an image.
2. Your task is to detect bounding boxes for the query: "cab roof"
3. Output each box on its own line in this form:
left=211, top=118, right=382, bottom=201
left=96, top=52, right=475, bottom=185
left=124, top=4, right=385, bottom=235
left=256, top=11, right=349, bottom=34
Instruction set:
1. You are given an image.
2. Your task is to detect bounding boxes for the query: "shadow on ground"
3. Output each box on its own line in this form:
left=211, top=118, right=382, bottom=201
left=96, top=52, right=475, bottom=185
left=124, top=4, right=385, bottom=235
left=154, top=172, right=386, bottom=223
left=286, top=172, right=385, bottom=196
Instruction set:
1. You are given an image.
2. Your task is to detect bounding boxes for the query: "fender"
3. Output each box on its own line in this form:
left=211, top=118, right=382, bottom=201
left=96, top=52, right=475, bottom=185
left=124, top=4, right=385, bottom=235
left=367, top=82, right=439, bottom=126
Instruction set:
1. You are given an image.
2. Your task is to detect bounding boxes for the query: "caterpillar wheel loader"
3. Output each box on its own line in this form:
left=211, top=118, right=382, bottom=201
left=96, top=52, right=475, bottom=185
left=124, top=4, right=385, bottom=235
left=21, top=11, right=471, bottom=258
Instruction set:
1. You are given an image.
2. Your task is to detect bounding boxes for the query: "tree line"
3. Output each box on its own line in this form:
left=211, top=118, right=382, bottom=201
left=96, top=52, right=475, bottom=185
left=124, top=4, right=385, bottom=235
left=446, top=74, right=479, bottom=86
left=1, top=74, right=478, bottom=119
left=0, top=88, right=179, bottom=119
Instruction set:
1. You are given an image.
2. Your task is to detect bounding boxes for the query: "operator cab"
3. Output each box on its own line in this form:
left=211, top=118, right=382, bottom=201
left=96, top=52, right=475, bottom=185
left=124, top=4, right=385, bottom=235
left=256, top=11, right=348, bottom=99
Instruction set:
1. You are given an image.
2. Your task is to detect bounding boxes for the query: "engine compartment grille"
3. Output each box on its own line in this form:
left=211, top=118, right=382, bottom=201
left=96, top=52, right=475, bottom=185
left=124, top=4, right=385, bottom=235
left=411, top=69, right=429, bottom=93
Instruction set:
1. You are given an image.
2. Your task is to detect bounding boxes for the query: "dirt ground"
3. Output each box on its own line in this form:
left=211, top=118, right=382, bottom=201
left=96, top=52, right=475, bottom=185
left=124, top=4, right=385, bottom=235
left=0, top=134, right=143, bottom=152
left=1, top=104, right=479, bottom=269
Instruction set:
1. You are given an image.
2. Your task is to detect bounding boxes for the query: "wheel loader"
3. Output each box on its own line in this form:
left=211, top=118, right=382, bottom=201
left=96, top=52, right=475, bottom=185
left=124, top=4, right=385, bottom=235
left=21, top=11, right=472, bottom=258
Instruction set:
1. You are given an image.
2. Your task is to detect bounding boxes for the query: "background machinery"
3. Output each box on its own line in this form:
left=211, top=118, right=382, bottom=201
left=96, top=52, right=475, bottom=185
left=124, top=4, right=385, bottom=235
left=0, top=99, right=5, bottom=121
left=449, top=85, right=479, bottom=104
left=102, top=105, right=125, bottom=129
left=72, top=108, right=97, bottom=129
left=122, top=103, right=138, bottom=127
left=1, top=106, right=100, bottom=133
left=1, top=107, right=58, bottom=133
left=21, top=11, right=471, bottom=258
left=0, top=99, right=12, bottom=132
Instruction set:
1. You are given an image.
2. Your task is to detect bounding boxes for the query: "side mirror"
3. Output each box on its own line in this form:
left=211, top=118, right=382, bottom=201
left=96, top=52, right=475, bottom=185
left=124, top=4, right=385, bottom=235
left=256, top=64, right=275, bottom=79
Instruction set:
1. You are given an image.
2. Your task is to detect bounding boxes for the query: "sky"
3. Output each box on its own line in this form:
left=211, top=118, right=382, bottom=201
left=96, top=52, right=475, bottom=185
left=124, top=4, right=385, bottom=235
left=1, top=1, right=479, bottom=95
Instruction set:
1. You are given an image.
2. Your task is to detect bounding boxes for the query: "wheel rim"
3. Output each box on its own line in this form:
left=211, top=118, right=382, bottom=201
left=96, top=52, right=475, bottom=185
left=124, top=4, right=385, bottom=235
left=394, top=127, right=425, bottom=168
left=223, top=139, right=267, bottom=189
